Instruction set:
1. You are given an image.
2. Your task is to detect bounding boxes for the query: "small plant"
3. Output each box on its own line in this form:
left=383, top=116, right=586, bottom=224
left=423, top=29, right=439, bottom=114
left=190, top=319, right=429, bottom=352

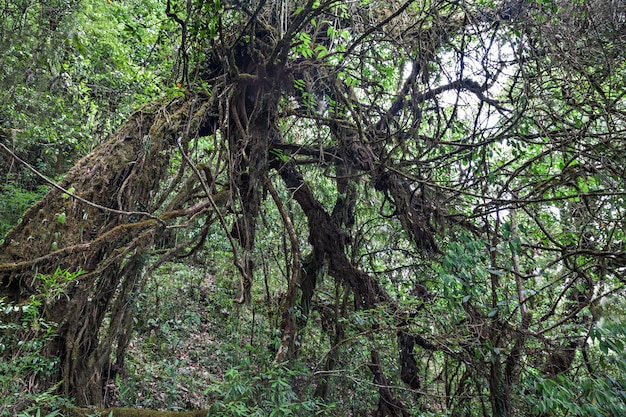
left=16, top=408, right=63, bottom=417
left=0, top=296, right=62, bottom=415
left=0, top=182, right=48, bottom=240
left=37, top=267, right=84, bottom=302
left=205, top=362, right=334, bottom=417
left=0, top=268, right=82, bottom=416
left=521, top=321, right=626, bottom=416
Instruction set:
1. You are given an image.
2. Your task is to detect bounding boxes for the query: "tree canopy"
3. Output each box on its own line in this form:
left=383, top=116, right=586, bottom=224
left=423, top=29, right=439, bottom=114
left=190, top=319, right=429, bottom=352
left=1, top=0, right=626, bottom=415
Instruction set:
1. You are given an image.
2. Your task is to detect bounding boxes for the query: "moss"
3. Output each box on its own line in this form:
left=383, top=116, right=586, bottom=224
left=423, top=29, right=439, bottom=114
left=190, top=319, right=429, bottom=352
left=64, top=406, right=207, bottom=417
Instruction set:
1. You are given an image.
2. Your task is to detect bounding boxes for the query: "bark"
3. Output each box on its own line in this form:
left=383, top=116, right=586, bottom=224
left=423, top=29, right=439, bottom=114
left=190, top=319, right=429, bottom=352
left=398, top=329, right=422, bottom=391
left=313, top=308, right=344, bottom=399
left=268, top=178, right=302, bottom=363
left=489, top=355, right=511, bottom=417
left=369, top=350, right=411, bottom=417
left=275, top=159, right=391, bottom=309
left=313, top=283, right=347, bottom=399
left=1, top=1, right=477, bottom=409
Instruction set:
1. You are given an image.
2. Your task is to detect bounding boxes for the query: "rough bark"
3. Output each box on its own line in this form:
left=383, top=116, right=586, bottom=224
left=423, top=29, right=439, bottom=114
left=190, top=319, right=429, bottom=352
left=398, top=329, right=422, bottom=391
left=489, top=355, right=511, bottom=417
left=1, top=1, right=485, bottom=410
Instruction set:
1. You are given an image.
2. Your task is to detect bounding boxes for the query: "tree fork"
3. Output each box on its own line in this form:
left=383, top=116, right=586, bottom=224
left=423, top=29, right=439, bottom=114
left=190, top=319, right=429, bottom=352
left=275, top=158, right=423, bottom=411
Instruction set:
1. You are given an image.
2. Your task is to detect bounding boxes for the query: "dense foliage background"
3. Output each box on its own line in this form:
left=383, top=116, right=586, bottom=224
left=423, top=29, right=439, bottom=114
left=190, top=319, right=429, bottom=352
left=1, top=0, right=625, bottom=416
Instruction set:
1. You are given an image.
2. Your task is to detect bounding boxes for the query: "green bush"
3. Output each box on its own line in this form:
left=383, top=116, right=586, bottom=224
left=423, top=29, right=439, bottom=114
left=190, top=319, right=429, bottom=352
left=521, top=321, right=626, bottom=416
left=206, top=362, right=334, bottom=417
left=0, top=182, right=47, bottom=240
left=0, top=268, right=83, bottom=416
left=0, top=297, right=62, bottom=416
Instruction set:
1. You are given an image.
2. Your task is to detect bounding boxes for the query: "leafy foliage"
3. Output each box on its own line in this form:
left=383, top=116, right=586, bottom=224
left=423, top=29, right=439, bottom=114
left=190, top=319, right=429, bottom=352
left=0, top=268, right=83, bottom=416
left=1, top=0, right=626, bottom=416
left=0, top=0, right=176, bottom=237
left=0, top=182, right=47, bottom=239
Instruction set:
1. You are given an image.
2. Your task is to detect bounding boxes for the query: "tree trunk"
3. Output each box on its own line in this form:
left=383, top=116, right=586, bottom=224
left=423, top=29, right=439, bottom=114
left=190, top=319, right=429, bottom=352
left=0, top=97, right=213, bottom=405
left=369, top=350, right=411, bottom=417
left=489, top=355, right=511, bottom=417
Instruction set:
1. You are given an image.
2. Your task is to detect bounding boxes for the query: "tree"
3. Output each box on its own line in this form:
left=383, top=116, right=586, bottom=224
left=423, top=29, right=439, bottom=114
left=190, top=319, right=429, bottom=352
left=1, top=0, right=625, bottom=414
left=0, top=0, right=176, bottom=237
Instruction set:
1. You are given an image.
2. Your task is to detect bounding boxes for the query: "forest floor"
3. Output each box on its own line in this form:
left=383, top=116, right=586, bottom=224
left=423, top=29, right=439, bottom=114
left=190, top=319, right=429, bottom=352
left=105, top=260, right=290, bottom=412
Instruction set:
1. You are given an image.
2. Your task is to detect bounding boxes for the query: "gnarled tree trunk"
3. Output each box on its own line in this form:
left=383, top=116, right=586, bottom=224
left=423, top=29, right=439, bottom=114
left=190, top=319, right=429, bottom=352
left=0, top=96, right=215, bottom=405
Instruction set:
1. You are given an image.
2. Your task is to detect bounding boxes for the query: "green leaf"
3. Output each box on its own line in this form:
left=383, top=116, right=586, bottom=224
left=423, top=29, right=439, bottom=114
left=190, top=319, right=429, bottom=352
left=61, top=187, right=75, bottom=199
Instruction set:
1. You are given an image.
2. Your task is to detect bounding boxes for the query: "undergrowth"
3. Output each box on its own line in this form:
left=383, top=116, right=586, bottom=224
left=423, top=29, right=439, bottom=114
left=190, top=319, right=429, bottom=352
left=109, top=261, right=335, bottom=416
left=0, top=182, right=48, bottom=240
left=0, top=269, right=84, bottom=415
